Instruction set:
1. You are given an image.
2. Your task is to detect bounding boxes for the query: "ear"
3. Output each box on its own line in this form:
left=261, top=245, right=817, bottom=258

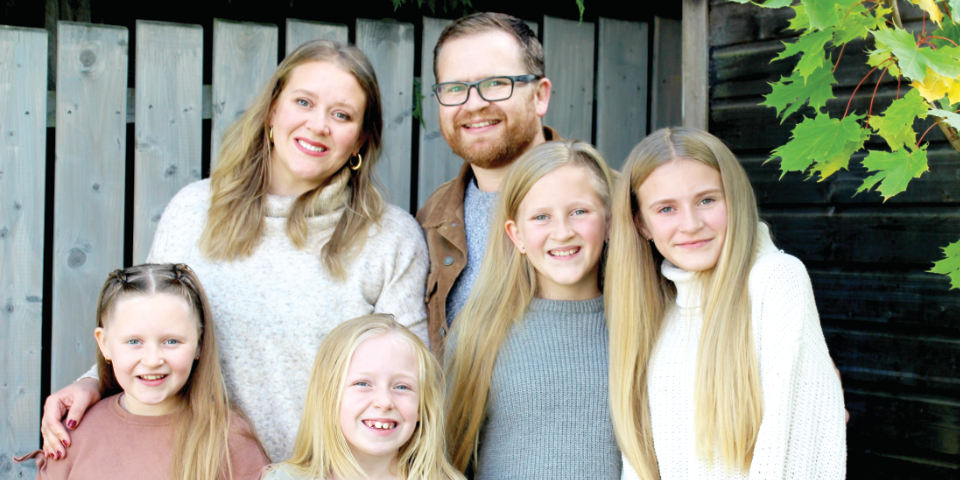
left=504, top=219, right=526, bottom=254
left=634, top=212, right=652, bottom=241
left=94, top=327, right=111, bottom=361
left=533, top=77, right=551, bottom=118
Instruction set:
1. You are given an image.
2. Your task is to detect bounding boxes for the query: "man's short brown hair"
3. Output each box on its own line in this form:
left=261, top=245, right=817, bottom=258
left=433, top=12, right=545, bottom=80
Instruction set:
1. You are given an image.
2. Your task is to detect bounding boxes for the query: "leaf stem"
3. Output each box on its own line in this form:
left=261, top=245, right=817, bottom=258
left=833, top=43, right=847, bottom=72
left=867, top=65, right=889, bottom=126
left=844, top=64, right=881, bottom=119
left=926, top=35, right=960, bottom=47
left=889, top=0, right=904, bottom=29
left=917, top=122, right=939, bottom=148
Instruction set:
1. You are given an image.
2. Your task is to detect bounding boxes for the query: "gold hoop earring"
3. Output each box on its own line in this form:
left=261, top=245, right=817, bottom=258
left=349, top=152, right=363, bottom=171
left=268, top=127, right=274, bottom=142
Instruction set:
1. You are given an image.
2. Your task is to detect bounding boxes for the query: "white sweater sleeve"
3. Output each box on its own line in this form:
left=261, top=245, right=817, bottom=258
left=369, top=206, right=429, bottom=346
left=748, top=253, right=846, bottom=480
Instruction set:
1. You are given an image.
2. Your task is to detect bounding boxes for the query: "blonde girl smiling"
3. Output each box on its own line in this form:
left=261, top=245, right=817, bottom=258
left=607, top=127, right=846, bottom=479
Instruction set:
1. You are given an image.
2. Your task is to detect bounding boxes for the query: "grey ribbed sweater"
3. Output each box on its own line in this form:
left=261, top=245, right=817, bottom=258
left=474, top=296, right=620, bottom=479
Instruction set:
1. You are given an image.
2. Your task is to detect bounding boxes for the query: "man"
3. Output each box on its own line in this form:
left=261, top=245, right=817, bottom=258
left=416, top=12, right=555, bottom=356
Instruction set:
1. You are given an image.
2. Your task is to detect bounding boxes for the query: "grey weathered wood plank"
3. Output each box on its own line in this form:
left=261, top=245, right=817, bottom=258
left=285, top=18, right=348, bottom=55
left=543, top=16, right=595, bottom=143
left=682, top=0, right=709, bottom=128
left=596, top=17, right=648, bottom=170
left=0, top=25, right=47, bottom=477
left=211, top=19, right=277, bottom=171
left=134, top=20, right=203, bottom=263
left=651, top=17, right=683, bottom=131
left=52, top=21, right=128, bottom=391
left=416, top=16, right=457, bottom=209
left=356, top=18, right=415, bottom=211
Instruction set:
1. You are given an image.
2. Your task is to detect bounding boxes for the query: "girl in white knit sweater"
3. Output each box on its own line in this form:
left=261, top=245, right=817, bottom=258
left=606, top=127, right=846, bottom=479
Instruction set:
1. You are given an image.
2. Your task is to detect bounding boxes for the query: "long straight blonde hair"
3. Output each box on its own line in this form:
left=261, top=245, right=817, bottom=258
left=283, top=314, right=465, bottom=480
left=444, top=140, right=615, bottom=471
left=95, top=263, right=262, bottom=480
left=606, top=127, right=762, bottom=477
left=200, top=40, right=384, bottom=278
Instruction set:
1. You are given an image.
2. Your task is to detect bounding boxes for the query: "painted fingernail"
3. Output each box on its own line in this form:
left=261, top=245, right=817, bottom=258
left=66, top=420, right=78, bottom=429
left=57, top=450, right=64, bottom=459
left=61, top=438, right=70, bottom=447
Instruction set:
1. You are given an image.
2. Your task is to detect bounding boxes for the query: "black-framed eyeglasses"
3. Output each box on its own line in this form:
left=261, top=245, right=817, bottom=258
left=432, top=74, right=541, bottom=106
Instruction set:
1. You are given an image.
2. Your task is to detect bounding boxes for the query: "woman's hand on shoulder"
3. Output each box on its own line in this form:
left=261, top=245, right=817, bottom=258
left=40, top=377, right=100, bottom=459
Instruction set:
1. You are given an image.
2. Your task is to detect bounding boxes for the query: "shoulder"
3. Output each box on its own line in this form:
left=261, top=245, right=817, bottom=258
left=168, top=178, right=211, bottom=208
left=367, top=205, right=426, bottom=249
left=748, top=247, right=812, bottom=295
left=379, top=204, right=424, bottom=235
left=416, top=172, right=467, bottom=227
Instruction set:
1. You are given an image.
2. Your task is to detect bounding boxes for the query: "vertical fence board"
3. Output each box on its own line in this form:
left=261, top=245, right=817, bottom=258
left=285, top=18, right=348, bottom=55
left=682, top=0, right=708, bottom=128
left=356, top=18, right=414, bottom=211
left=0, top=25, right=47, bottom=476
left=596, top=17, right=648, bottom=169
left=543, top=16, right=595, bottom=143
left=134, top=21, right=203, bottom=263
left=211, top=19, right=277, bottom=172
left=417, top=16, right=455, bottom=209
left=651, top=17, right=683, bottom=131
left=52, top=21, right=128, bottom=391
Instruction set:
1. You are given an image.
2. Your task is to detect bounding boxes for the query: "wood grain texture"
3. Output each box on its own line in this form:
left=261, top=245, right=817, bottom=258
left=416, top=17, right=458, bottom=210
left=682, top=0, right=708, bottom=128
left=356, top=18, right=414, bottom=211
left=596, top=17, right=648, bottom=170
left=210, top=19, right=277, bottom=172
left=0, top=25, right=47, bottom=477
left=52, top=21, right=128, bottom=392
left=651, top=17, right=682, bottom=131
left=134, top=20, right=203, bottom=263
left=542, top=16, right=594, bottom=143
left=285, top=18, right=348, bottom=55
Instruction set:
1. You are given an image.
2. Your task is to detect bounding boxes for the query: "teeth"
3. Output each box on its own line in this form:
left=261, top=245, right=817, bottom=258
left=297, top=139, right=326, bottom=152
left=365, top=420, right=396, bottom=430
left=140, top=374, right=165, bottom=380
left=467, top=120, right=496, bottom=128
left=551, top=247, right=579, bottom=257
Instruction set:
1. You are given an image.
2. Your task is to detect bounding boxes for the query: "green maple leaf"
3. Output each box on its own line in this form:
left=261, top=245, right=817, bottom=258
left=929, top=108, right=960, bottom=130
left=873, top=28, right=960, bottom=81
left=870, top=89, right=929, bottom=151
left=929, top=238, right=960, bottom=289
left=856, top=147, right=929, bottom=200
left=833, top=3, right=888, bottom=43
left=867, top=48, right=901, bottom=77
left=762, top=66, right=836, bottom=121
left=788, top=4, right=810, bottom=31
left=769, top=112, right=869, bottom=179
left=930, top=15, right=960, bottom=49
left=803, top=0, right=859, bottom=30
left=774, top=29, right=834, bottom=81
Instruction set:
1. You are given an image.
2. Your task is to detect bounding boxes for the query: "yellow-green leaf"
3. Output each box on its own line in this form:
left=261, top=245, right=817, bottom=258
left=788, top=4, right=810, bottom=31
left=870, top=89, right=929, bottom=151
left=761, top=66, right=837, bottom=121
left=856, top=147, right=929, bottom=200
left=929, top=239, right=960, bottom=289
left=769, top=112, right=869, bottom=180
left=910, top=0, right=944, bottom=26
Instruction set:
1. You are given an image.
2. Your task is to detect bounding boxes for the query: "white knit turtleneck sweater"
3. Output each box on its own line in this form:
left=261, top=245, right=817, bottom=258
left=623, top=224, right=846, bottom=479
left=141, top=171, right=428, bottom=461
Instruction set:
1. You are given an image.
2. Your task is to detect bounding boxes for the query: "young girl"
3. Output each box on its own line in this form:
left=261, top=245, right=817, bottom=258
left=261, top=314, right=464, bottom=480
left=445, top=140, right=621, bottom=478
left=20, top=263, right=269, bottom=479
left=607, top=127, right=846, bottom=479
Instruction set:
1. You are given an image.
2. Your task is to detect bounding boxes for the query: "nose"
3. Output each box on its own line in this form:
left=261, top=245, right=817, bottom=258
left=551, top=216, right=575, bottom=240
left=305, top=113, right=331, bottom=136
left=142, top=343, right=164, bottom=367
left=372, top=386, right=395, bottom=411
left=679, top=207, right=703, bottom=232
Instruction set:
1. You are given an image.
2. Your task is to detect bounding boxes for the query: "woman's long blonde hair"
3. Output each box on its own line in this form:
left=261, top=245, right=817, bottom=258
left=444, top=140, right=615, bottom=471
left=200, top=40, right=384, bottom=278
left=607, top=127, right=762, bottom=477
left=283, top=314, right=465, bottom=480
left=95, top=263, right=262, bottom=480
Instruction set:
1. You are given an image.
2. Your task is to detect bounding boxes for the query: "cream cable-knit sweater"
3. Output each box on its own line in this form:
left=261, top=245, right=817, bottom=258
left=85, top=170, right=428, bottom=462
left=623, top=224, right=846, bottom=479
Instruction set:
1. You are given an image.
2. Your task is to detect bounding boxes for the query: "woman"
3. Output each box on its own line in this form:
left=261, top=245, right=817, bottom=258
left=40, top=40, right=428, bottom=462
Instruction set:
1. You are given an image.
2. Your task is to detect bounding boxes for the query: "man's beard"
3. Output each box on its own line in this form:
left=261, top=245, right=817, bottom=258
left=448, top=114, right=541, bottom=170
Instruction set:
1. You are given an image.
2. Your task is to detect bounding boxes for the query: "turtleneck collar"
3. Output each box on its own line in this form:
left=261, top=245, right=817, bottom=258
left=263, top=167, right=351, bottom=219
left=660, top=222, right=777, bottom=308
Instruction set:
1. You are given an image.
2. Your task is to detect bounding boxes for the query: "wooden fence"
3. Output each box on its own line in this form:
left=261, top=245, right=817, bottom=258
left=1, top=15, right=676, bottom=476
